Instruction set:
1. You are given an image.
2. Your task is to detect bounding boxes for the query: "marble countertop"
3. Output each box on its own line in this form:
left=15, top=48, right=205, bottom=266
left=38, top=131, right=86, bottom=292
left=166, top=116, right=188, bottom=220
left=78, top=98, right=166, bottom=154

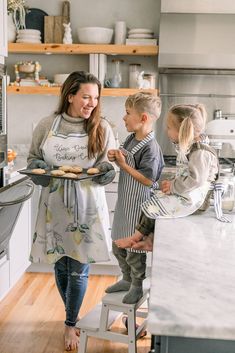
left=148, top=208, right=235, bottom=340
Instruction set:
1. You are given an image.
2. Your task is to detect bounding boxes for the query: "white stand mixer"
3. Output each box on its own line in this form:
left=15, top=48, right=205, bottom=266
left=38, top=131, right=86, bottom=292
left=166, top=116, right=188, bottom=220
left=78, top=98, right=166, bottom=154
left=206, top=112, right=235, bottom=212
left=206, top=113, right=235, bottom=151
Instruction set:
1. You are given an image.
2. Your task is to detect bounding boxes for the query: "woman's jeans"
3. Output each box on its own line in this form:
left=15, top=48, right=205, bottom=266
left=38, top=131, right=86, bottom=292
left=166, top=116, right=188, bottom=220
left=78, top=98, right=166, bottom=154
left=54, top=256, right=89, bottom=327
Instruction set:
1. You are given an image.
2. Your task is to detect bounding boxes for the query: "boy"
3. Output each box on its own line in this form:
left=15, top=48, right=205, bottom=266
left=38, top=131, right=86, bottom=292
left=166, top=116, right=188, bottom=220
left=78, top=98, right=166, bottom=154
left=106, top=92, right=164, bottom=304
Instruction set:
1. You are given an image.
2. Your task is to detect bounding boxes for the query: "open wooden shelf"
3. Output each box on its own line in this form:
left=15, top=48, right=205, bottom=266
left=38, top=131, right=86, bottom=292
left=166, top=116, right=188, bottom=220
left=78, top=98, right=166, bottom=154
left=8, top=43, right=158, bottom=56
left=7, top=86, right=158, bottom=96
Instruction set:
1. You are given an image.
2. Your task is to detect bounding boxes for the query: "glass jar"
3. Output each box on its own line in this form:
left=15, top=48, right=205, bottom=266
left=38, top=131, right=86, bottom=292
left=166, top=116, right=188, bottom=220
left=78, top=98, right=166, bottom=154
left=143, top=73, right=156, bottom=89
left=220, top=172, right=235, bottom=212
left=129, top=63, right=141, bottom=88
left=110, top=59, right=123, bottom=88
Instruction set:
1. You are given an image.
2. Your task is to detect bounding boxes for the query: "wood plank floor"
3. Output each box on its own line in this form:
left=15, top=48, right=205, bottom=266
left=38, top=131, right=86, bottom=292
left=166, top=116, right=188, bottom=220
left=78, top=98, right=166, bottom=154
left=0, top=273, right=151, bottom=353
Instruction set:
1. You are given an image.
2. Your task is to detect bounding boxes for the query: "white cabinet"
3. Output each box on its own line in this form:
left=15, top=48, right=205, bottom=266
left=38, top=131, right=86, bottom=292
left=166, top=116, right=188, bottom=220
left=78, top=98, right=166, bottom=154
left=0, top=256, right=10, bottom=300
left=161, top=0, right=235, bottom=13
left=0, top=0, right=8, bottom=57
left=9, top=200, right=31, bottom=286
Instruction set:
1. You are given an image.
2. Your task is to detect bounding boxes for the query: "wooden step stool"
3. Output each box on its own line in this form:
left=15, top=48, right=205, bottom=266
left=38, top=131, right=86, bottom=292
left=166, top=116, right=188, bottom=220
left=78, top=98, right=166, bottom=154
left=77, top=280, right=150, bottom=353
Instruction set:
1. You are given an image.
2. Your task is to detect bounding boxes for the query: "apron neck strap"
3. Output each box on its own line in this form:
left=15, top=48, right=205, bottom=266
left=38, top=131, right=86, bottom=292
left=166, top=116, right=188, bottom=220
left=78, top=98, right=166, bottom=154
left=131, top=131, right=154, bottom=154
left=51, top=115, right=62, bottom=133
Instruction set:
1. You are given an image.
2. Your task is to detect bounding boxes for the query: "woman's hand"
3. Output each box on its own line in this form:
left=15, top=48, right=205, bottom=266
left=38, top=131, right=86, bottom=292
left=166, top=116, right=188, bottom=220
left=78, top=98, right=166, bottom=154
left=161, top=180, right=172, bottom=194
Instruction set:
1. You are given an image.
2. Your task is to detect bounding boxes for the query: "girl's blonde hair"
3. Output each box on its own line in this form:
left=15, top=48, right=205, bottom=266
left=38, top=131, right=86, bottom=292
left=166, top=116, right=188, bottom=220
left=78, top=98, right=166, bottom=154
left=169, top=103, right=207, bottom=154
left=125, top=92, right=162, bottom=120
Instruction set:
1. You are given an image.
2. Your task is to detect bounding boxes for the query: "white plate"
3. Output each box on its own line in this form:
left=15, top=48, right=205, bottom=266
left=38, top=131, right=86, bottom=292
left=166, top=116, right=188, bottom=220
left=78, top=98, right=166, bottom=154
left=128, top=28, right=153, bottom=34
left=128, top=33, right=154, bottom=39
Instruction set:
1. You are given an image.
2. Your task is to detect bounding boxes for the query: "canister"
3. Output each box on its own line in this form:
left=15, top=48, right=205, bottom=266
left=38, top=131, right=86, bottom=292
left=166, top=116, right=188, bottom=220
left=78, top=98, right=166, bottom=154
left=129, top=63, right=141, bottom=88
left=143, top=73, right=156, bottom=89
left=219, top=172, right=235, bottom=212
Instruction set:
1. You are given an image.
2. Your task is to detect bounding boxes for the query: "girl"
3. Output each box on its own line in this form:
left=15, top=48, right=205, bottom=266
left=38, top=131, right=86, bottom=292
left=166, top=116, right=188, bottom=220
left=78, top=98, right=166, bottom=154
left=115, top=103, right=220, bottom=252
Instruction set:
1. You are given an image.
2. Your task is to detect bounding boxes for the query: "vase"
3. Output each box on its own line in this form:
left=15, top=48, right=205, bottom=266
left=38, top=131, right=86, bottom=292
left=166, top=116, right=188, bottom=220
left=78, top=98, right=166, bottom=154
left=8, top=14, right=17, bottom=43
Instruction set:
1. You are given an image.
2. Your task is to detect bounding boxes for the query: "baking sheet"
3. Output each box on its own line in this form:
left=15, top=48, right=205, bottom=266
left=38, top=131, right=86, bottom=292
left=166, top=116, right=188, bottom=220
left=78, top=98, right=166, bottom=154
left=19, top=168, right=105, bottom=181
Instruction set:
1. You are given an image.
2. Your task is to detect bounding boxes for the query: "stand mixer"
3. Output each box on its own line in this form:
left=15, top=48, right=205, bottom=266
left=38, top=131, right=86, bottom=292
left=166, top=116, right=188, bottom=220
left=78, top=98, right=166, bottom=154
left=206, top=111, right=235, bottom=212
left=206, top=111, right=235, bottom=152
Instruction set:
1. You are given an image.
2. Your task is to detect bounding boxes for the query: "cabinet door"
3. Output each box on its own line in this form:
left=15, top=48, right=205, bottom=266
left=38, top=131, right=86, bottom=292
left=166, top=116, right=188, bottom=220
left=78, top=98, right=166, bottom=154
left=9, top=200, right=31, bottom=286
left=161, top=0, right=235, bottom=13
left=0, top=0, right=7, bottom=57
left=0, top=256, right=10, bottom=300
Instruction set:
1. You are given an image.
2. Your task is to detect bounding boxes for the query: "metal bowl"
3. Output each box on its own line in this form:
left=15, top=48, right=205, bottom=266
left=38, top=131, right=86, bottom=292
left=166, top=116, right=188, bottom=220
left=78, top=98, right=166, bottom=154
left=18, top=63, right=36, bottom=73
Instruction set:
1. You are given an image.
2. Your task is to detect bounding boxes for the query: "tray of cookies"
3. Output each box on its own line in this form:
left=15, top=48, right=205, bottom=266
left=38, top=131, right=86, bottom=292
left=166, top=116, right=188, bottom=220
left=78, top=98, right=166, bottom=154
left=19, top=165, right=105, bottom=181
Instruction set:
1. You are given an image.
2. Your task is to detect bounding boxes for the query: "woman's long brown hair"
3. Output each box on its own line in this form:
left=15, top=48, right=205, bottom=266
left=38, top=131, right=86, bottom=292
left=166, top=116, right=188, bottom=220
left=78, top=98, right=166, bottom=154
left=56, top=71, right=104, bottom=158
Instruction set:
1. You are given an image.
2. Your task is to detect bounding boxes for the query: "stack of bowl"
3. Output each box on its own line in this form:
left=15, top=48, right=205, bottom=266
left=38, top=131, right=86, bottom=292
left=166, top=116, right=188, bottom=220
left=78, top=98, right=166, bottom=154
left=16, top=29, right=42, bottom=43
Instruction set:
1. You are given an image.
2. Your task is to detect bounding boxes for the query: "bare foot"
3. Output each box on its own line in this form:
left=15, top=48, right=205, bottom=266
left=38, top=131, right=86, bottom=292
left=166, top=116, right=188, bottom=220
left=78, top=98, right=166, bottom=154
left=115, top=231, right=144, bottom=249
left=75, top=318, right=80, bottom=336
left=132, top=234, right=153, bottom=251
left=115, top=237, right=136, bottom=248
left=64, top=325, right=79, bottom=351
left=75, top=327, right=80, bottom=337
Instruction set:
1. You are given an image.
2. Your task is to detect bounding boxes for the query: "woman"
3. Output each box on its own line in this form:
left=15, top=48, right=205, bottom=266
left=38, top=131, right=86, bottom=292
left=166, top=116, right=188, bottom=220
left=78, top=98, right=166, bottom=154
left=27, top=71, right=116, bottom=351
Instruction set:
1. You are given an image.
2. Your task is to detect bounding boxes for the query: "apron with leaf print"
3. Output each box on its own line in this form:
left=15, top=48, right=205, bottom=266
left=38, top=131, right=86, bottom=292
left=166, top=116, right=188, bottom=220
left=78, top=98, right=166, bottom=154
left=141, top=143, right=216, bottom=219
left=30, top=115, right=111, bottom=265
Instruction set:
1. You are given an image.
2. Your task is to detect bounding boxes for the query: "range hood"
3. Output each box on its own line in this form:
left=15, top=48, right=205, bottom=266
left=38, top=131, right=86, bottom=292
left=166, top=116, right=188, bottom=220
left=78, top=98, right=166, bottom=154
left=158, top=13, right=235, bottom=72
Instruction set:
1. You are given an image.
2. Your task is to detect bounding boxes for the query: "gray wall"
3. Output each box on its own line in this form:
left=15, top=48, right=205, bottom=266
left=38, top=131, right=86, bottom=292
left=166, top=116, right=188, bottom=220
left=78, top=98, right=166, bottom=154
left=6, top=0, right=160, bottom=152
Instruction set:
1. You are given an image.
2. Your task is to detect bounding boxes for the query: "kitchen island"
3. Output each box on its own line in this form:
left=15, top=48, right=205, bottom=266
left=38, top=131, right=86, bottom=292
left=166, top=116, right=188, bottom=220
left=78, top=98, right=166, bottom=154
left=148, top=208, right=235, bottom=353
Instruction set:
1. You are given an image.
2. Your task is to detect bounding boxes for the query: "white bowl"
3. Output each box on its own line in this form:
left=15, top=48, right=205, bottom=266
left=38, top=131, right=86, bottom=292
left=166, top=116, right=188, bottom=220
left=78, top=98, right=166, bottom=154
left=16, top=39, right=42, bottom=43
left=77, top=27, right=113, bottom=44
left=18, top=29, right=41, bottom=35
left=54, top=74, right=70, bottom=85
left=17, top=35, right=41, bottom=40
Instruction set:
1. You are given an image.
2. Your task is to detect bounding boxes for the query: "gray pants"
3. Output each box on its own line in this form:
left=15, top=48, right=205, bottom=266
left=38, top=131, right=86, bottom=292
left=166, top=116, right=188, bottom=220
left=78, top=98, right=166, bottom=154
left=112, top=242, right=146, bottom=287
left=136, top=211, right=155, bottom=236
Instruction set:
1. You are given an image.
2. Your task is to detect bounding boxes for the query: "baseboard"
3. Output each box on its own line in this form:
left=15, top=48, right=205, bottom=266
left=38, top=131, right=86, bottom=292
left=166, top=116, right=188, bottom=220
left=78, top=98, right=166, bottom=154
left=27, top=263, right=151, bottom=276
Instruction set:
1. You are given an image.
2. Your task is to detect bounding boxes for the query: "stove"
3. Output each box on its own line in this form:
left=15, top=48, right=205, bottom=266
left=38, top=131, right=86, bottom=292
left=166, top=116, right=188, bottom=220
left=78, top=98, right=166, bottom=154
left=163, top=155, right=235, bottom=169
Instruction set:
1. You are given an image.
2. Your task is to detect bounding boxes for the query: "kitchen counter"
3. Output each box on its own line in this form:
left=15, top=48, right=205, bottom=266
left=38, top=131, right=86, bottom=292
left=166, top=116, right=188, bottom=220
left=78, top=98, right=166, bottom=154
left=148, top=208, right=235, bottom=352
left=4, top=156, right=27, bottom=185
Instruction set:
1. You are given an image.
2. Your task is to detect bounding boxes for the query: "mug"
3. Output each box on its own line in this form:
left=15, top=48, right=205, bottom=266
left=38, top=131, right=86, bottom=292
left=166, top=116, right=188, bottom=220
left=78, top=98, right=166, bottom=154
left=114, top=21, right=127, bottom=44
left=104, top=78, right=121, bottom=88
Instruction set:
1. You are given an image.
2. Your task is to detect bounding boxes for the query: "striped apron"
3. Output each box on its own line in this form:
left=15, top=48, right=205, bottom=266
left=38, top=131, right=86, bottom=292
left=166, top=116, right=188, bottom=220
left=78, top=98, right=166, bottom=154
left=111, top=132, right=155, bottom=246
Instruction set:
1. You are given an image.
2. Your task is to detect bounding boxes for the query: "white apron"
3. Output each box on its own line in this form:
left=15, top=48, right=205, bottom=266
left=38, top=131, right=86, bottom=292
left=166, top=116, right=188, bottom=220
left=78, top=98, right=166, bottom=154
left=141, top=143, right=212, bottom=219
left=30, top=115, right=111, bottom=264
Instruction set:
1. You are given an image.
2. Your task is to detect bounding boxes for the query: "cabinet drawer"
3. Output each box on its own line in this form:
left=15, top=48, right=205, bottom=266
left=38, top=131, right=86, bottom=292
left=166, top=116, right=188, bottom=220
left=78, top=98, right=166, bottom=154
left=0, top=258, right=10, bottom=301
left=106, top=192, right=117, bottom=211
left=105, top=181, right=118, bottom=193
left=109, top=210, right=115, bottom=227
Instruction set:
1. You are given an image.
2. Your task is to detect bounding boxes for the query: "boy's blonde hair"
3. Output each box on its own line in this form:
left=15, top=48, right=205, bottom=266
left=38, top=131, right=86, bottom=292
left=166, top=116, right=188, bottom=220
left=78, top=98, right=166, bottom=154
left=169, top=103, right=207, bottom=154
left=125, top=92, right=162, bottom=120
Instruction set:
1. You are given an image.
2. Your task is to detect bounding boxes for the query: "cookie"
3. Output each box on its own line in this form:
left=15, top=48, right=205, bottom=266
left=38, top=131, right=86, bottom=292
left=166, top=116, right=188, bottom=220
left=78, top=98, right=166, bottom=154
left=50, top=169, right=66, bottom=176
left=58, top=165, right=72, bottom=172
left=31, top=168, right=46, bottom=175
left=69, top=166, right=83, bottom=173
left=61, top=173, right=78, bottom=179
left=87, top=167, right=100, bottom=175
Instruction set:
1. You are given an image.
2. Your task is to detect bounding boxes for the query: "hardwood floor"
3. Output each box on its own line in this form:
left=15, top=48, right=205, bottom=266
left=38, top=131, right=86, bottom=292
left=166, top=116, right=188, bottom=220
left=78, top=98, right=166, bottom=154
left=0, top=273, right=151, bottom=353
